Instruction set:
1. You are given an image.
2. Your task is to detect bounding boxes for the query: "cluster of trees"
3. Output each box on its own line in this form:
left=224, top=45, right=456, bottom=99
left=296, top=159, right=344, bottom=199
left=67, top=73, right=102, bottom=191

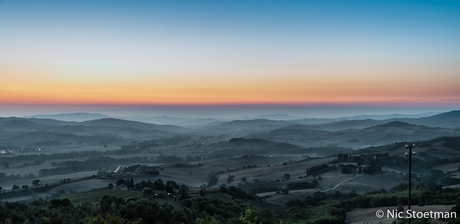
left=0, top=185, right=257, bottom=223
left=242, top=164, right=258, bottom=169
left=0, top=150, right=107, bottom=167
left=282, top=192, right=347, bottom=224
left=2, top=179, right=460, bottom=223
left=443, top=136, right=460, bottom=148
left=116, top=178, right=181, bottom=193
left=340, top=164, right=357, bottom=174
left=145, top=168, right=160, bottom=176
left=345, top=185, right=460, bottom=209
left=286, top=180, right=318, bottom=190
left=227, top=175, right=235, bottom=183
left=0, top=172, right=37, bottom=183
left=2, top=179, right=40, bottom=191
left=15, top=159, right=45, bottom=168
left=417, top=169, right=460, bottom=188
left=121, top=165, right=139, bottom=173
left=337, top=154, right=351, bottom=161
left=150, top=154, right=202, bottom=164
left=218, top=185, right=258, bottom=200
left=333, top=149, right=460, bottom=177
left=306, top=164, right=331, bottom=176
left=282, top=173, right=290, bottom=180
left=249, top=186, right=282, bottom=194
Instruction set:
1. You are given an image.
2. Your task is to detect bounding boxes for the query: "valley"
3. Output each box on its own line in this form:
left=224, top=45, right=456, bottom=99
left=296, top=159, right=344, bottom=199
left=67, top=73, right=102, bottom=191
left=1, top=111, right=460, bottom=223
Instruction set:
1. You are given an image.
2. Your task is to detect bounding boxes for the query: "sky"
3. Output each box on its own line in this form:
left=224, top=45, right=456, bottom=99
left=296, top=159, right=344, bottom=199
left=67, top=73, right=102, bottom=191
left=0, top=0, right=459, bottom=118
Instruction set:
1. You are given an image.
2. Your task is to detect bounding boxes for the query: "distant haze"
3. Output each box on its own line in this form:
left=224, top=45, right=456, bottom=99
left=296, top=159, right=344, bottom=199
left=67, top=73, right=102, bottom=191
left=1, top=104, right=457, bottom=119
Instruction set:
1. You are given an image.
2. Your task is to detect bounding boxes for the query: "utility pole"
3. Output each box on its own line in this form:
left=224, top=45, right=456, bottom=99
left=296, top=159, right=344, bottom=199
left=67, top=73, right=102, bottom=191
left=405, top=143, right=416, bottom=224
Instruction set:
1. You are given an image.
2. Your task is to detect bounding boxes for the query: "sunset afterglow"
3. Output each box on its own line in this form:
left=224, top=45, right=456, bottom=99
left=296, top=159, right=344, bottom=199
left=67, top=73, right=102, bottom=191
left=1, top=0, right=459, bottom=117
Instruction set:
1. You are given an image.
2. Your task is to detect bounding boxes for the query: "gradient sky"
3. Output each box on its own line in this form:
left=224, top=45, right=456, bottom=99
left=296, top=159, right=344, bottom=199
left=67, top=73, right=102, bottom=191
left=1, top=0, right=459, bottom=117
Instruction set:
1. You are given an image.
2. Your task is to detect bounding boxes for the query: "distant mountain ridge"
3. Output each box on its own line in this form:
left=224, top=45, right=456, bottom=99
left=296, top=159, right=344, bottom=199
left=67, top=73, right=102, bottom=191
left=80, top=118, right=185, bottom=133
left=26, top=113, right=110, bottom=122
left=1, top=109, right=459, bottom=149
left=118, top=115, right=218, bottom=126
left=254, top=114, right=303, bottom=120
left=0, top=116, right=187, bottom=147
left=246, top=117, right=459, bottom=149
left=391, top=110, right=460, bottom=128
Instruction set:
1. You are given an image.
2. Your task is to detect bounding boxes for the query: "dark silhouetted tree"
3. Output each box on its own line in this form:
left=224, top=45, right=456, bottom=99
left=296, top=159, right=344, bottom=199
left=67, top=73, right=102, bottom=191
left=284, top=173, right=291, bottom=180
left=32, top=179, right=41, bottom=186
left=208, top=172, right=218, bottom=186
left=227, top=175, right=235, bottom=183
left=116, top=179, right=125, bottom=186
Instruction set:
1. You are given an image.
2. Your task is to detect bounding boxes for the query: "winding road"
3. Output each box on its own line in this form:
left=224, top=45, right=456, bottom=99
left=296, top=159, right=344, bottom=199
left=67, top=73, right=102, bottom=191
left=321, top=174, right=363, bottom=192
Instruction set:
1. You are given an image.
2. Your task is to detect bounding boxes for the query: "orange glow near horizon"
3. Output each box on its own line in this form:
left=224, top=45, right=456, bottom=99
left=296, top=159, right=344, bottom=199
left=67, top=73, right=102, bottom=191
left=1, top=0, right=460, bottom=113
left=1, top=71, right=459, bottom=107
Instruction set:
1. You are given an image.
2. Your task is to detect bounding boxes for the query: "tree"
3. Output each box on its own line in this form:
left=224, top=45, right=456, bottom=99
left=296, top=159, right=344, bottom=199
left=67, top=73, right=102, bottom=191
left=341, top=165, right=348, bottom=174
left=125, top=178, right=135, bottom=191
left=179, top=185, right=189, bottom=200
left=208, top=172, right=218, bottom=186
left=4, top=162, right=9, bottom=169
left=22, top=185, right=29, bottom=189
left=241, top=177, right=247, bottom=182
left=116, top=179, right=126, bottom=186
left=195, top=217, right=219, bottom=224
left=32, top=179, right=41, bottom=186
left=83, top=212, right=142, bottom=224
left=227, top=175, right=235, bottom=183
left=12, top=185, right=19, bottom=190
left=143, top=189, right=153, bottom=196
left=156, top=179, right=165, bottom=190
left=284, top=173, right=291, bottom=180
left=108, top=183, right=114, bottom=189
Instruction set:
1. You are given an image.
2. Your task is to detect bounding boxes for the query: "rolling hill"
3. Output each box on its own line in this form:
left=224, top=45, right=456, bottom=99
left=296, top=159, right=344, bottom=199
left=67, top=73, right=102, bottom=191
left=249, top=121, right=460, bottom=149
left=79, top=118, right=186, bottom=133
left=0, top=117, right=187, bottom=148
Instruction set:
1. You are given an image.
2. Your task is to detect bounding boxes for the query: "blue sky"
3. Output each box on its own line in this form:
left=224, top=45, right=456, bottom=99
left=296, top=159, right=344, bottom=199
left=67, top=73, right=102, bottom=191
left=0, top=0, right=459, bottom=117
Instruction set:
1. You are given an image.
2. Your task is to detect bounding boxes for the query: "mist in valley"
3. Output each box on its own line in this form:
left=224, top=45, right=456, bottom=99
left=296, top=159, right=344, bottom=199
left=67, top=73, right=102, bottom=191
left=1, top=110, right=460, bottom=223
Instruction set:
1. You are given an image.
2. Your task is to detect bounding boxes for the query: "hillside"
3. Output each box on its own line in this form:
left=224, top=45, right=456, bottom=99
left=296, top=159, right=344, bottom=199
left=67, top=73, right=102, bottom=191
left=412, top=110, right=460, bottom=128
left=336, top=121, right=458, bottom=146
left=80, top=118, right=185, bottom=133
left=250, top=121, right=460, bottom=149
left=0, top=117, right=187, bottom=149
left=202, top=138, right=302, bottom=155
